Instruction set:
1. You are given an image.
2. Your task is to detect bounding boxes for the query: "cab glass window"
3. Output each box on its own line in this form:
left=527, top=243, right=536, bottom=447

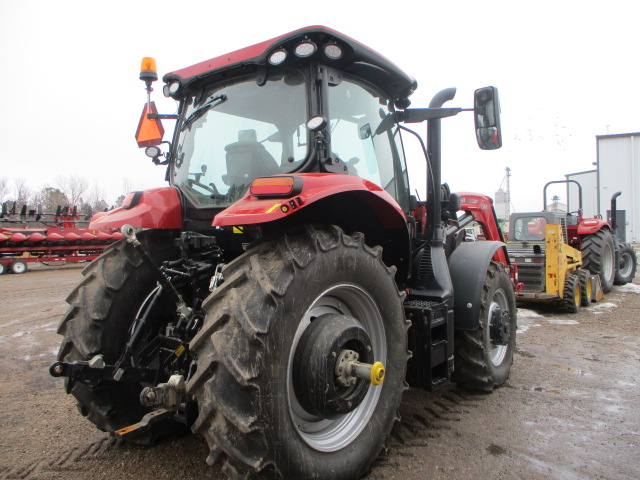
left=172, top=69, right=307, bottom=207
left=327, top=76, right=410, bottom=211
left=514, top=216, right=547, bottom=241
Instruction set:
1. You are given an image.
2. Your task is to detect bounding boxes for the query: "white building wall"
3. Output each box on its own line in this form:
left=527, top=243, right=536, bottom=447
left=597, top=133, right=640, bottom=243
left=494, top=188, right=509, bottom=222
left=565, top=170, right=597, bottom=218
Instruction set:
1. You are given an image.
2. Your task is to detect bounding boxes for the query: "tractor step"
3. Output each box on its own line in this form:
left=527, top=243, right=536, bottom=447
left=404, top=298, right=454, bottom=391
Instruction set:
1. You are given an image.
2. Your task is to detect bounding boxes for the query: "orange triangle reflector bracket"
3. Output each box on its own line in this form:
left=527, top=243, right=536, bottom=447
left=135, top=102, right=165, bottom=148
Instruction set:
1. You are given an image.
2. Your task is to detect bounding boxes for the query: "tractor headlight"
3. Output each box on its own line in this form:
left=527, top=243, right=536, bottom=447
left=323, top=43, right=343, bottom=60
left=294, top=41, right=316, bottom=58
left=163, top=82, right=181, bottom=97
left=268, top=49, right=288, bottom=65
left=145, top=145, right=162, bottom=159
left=306, top=115, right=327, bottom=132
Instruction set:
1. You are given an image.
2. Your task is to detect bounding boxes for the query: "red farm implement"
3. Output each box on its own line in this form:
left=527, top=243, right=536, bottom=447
left=0, top=204, right=121, bottom=274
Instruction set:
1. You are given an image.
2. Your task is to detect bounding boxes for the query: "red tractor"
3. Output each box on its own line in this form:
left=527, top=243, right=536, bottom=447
left=51, top=27, right=516, bottom=479
left=541, top=180, right=636, bottom=291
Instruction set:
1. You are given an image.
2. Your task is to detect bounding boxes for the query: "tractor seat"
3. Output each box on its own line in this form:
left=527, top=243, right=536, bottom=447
left=223, top=129, right=278, bottom=188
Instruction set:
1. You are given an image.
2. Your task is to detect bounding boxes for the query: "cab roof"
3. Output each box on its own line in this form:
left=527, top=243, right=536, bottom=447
left=163, top=26, right=417, bottom=103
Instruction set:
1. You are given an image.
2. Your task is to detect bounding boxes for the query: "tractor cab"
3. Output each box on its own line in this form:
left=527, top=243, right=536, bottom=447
left=507, top=212, right=563, bottom=293
left=140, top=27, right=416, bottom=215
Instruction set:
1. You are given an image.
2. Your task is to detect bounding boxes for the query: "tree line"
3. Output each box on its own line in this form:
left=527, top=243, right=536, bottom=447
left=0, top=175, right=126, bottom=218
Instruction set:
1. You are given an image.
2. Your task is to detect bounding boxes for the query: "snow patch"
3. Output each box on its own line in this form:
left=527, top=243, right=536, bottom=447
left=517, top=308, right=579, bottom=333
left=517, top=322, right=540, bottom=334
left=518, top=308, right=546, bottom=320
left=590, top=302, right=618, bottom=312
left=616, top=283, right=640, bottom=294
left=546, top=319, right=579, bottom=325
left=616, top=380, right=636, bottom=388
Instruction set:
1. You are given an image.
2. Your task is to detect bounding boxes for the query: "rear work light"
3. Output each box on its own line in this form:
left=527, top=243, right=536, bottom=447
left=268, top=49, right=288, bottom=65
left=294, top=41, right=317, bottom=58
left=323, top=43, right=343, bottom=60
left=250, top=176, right=302, bottom=198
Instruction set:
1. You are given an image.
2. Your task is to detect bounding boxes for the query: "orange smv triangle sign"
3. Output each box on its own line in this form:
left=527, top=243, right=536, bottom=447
left=135, top=101, right=165, bottom=148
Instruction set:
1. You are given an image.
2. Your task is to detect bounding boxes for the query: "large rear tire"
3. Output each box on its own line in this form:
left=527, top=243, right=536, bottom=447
left=614, top=243, right=637, bottom=285
left=581, top=230, right=615, bottom=293
left=56, top=230, right=187, bottom=444
left=452, top=262, right=517, bottom=392
left=187, top=225, right=408, bottom=479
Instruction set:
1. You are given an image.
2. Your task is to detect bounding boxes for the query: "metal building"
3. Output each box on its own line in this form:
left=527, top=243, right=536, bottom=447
left=565, top=169, right=597, bottom=218
left=596, top=133, right=639, bottom=243
left=562, top=133, right=639, bottom=243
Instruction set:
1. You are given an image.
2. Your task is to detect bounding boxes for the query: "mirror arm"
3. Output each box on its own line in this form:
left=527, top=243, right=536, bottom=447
left=147, top=113, right=180, bottom=120
left=396, top=107, right=462, bottom=123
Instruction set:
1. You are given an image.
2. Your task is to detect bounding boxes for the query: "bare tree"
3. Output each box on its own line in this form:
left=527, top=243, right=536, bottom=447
left=114, top=194, right=126, bottom=208
left=0, top=177, right=9, bottom=202
left=87, top=179, right=106, bottom=207
left=122, top=177, right=135, bottom=196
left=56, top=175, right=89, bottom=207
left=35, top=186, right=68, bottom=213
left=13, top=178, right=32, bottom=205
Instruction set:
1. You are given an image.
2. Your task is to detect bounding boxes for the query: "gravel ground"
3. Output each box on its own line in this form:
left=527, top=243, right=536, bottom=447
left=0, top=264, right=638, bottom=480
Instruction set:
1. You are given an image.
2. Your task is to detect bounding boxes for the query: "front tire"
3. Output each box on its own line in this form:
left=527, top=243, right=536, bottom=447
left=187, top=225, right=408, bottom=479
left=614, top=243, right=637, bottom=285
left=453, top=262, right=517, bottom=392
left=559, top=274, right=581, bottom=313
left=577, top=269, right=592, bottom=307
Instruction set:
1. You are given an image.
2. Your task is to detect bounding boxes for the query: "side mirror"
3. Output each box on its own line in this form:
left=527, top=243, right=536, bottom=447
left=359, top=123, right=372, bottom=140
left=474, top=86, right=502, bottom=150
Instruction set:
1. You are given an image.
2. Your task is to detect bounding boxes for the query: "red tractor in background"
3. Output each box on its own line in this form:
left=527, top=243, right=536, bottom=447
left=534, top=180, right=635, bottom=292
left=50, top=27, right=516, bottom=479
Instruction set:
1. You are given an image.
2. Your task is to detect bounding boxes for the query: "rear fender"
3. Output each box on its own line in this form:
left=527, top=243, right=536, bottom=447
left=578, top=219, right=610, bottom=236
left=89, top=187, right=182, bottom=230
left=448, top=241, right=507, bottom=330
left=214, top=173, right=410, bottom=282
left=213, top=173, right=406, bottom=228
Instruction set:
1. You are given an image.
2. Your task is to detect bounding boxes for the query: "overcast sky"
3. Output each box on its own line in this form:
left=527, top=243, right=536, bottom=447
left=1, top=0, right=638, bottom=211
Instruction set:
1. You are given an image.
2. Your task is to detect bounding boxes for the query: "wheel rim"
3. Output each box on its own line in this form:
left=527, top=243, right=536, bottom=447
left=574, top=282, right=581, bottom=307
left=288, top=284, right=386, bottom=452
left=603, top=241, right=614, bottom=281
left=586, top=277, right=593, bottom=300
left=619, top=252, right=633, bottom=278
left=12, top=261, right=26, bottom=274
left=488, top=289, right=509, bottom=366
